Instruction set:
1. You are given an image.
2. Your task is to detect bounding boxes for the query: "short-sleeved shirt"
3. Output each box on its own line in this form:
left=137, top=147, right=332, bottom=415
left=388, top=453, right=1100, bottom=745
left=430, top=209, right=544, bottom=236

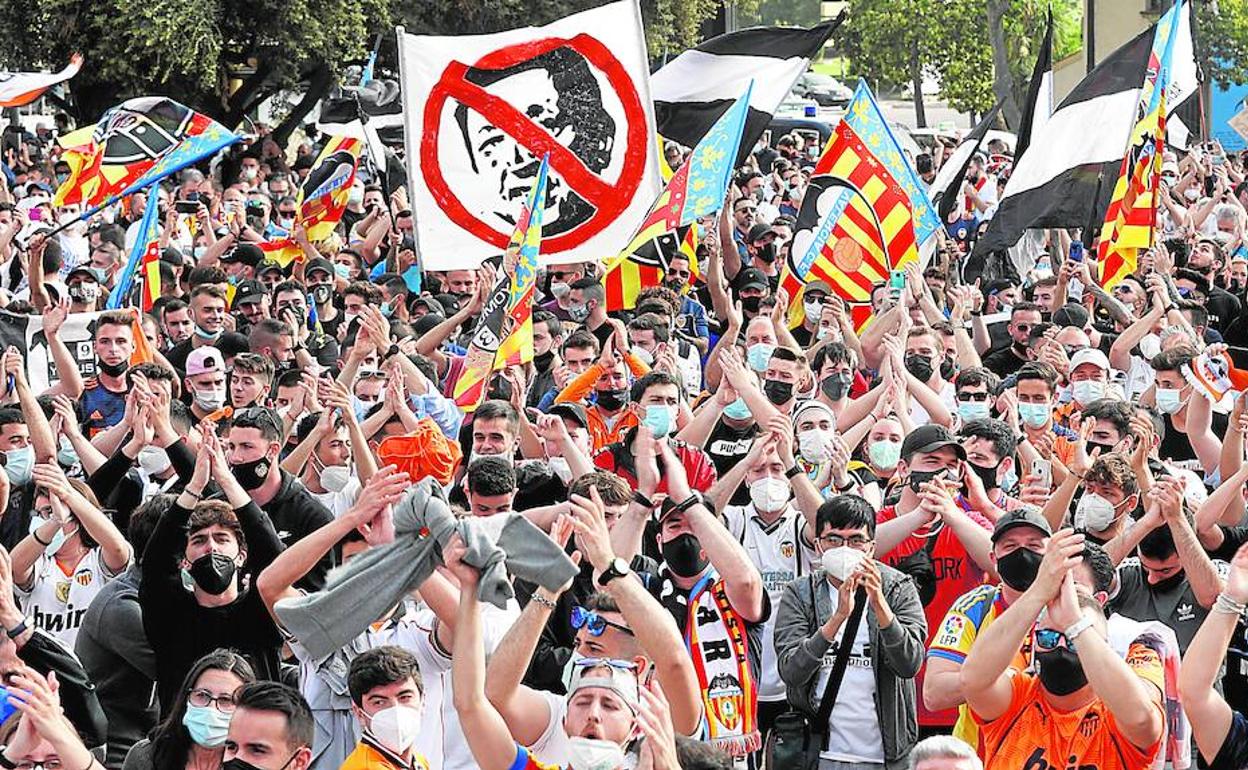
left=80, top=379, right=127, bottom=437
left=1109, top=557, right=1229, bottom=653
left=593, top=434, right=717, bottom=495
left=876, top=504, right=993, bottom=727
left=972, top=652, right=1164, bottom=770
left=16, top=547, right=125, bottom=649
left=1211, top=709, right=1248, bottom=770
left=927, top=583, right=1031, bottom=751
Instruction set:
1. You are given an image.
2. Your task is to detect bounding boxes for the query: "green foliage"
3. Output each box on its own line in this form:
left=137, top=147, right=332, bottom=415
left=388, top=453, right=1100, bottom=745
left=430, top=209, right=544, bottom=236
left=843, top=0, right=1080, bottom=119
left=0, top=0, right=392, bottom=124
left=1197, top=0, right=1248, bottom=90
left=736, top=0, right=821, bottom=28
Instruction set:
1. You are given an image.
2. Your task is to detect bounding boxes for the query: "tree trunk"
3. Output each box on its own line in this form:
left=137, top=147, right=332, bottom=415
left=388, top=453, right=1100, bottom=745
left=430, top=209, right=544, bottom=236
left=910, top=43, right=927, bottom=128
left=271, top=61, right=334, bottom=150
left=987, top=0, right=1022, bottom=129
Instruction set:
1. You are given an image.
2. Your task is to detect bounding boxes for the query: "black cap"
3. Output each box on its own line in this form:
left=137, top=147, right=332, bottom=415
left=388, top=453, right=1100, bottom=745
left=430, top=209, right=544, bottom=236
left=747, top=223, right=775, bottom=243
left=233, top=279, right=267, bottom=306
left=256, top=258, right=286, bottom=277
left=411, top=314, right=445, bottom=336
left=549, top=402, right=589, bottom=431
left=67, top=265, right=105, bottom=283
left=222, top=242, right=263, bottom=267
left=1052, top=303, right=1090, bottom=329
left=305, top=257, right=335, bottom=279
left=991, top=508, right=1053, bottom=543
left=413, top=296, right=446, bottom=316
left=735, top=267, right=769, bottom=292
left=900, top=424, right=967, bottom=463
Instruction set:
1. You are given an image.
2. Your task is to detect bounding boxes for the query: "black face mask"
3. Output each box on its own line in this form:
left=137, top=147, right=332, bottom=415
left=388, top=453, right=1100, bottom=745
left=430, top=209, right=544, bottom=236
left=904, top=353, right=934, bottom=382
left=1149, top=570, right=1187, bottom=594
left=908, top=467, right=949, bottom=494
left=754, top=243, right=777, bottom=263
left=661, top=533, right=709, bottom=578
left=1085, top=440, right=1117, bottom=457
left=664, top=279, right=686, bottom=293
left=98, top=360, right=129, bottom=378
left=1036, top=647, right=1088, bottom=696
left=740, top=295, right=762, bottom=314
left=996, top=547, right=1042, bottom=591
left=968, top=460, right=1000, bottom=491
left=939, top=358, right=956, bottom=381
left=486, top=377, right=513, bottom=402
left=596, top=388, right=629, bottom=411
left=1231, top=279, right=1245, bottom=295
left=821, top=373, right=852, bottom=401
left=230, top=455, right=272, bottom=491
left=187, top=552, right=238, bottom=595
left=533, top=350, right=555, bottom=371
left=223, top=753, right=297, bottom=770
left=763, top=379, right=794, bottom=405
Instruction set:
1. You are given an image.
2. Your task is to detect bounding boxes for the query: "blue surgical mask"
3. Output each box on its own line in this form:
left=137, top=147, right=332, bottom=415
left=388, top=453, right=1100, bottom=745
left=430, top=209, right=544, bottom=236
left=57, top=437, right=79, bottom=469
left=4, top=446, right=34, bottom=486
left=334, top=263, right=352, bottom=280
left=29, top=516, right=69, bottom=557
left=1018, top=402, right=1050, bottom=428
left=957, top=400, right=991, bottom=422
left=868, top=440, right=901, bottom=470
left=723, top=397, right=751, bottom=421
left=182, top=704, right=232, bottom=747
left=642, top=405, right=676, bottom=439
left=1155, top=388, right=1185, bottom=415
left=1000, top=468, right=1019, bottom=494
left=746, top=343, right=775, bottom=372
left=1072, top=380, right=1105, bottom=405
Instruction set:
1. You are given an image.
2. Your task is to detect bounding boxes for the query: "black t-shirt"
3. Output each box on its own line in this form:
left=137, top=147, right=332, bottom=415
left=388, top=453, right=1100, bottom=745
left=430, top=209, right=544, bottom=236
left=1158, top=410, right=1228, bottom=466
left=704, top=417, right=760, bottom=506
left=791, top=324, right=813, bottom=349
left=981, top=344, right=1028, bottom=378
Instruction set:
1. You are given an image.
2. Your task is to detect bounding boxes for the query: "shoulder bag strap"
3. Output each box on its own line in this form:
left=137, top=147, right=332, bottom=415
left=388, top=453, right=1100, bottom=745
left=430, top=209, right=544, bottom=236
left=813, top=585, right=869, bottom=728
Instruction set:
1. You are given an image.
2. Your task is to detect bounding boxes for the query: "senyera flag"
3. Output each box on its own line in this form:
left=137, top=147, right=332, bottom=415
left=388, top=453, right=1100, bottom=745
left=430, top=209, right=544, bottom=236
left=601, top=84, right=752, bottom=310
left=453, top=155, right=550, bottom=412
left=53, top=97, right=240, bottom=213
left=0, top=55, right=82, bottom=108
left=298, top=136, right=363, bottom=241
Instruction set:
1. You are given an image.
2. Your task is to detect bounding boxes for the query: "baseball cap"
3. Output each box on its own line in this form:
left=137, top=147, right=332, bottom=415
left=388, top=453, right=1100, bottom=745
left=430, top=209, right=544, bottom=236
left=221, top=242, right=263, bottom=267
left=900, top=424, right=967, bottom=463
left=747, top=223, right=776, bottom=243
left=548, top=402, right=589, bottom=431
left=67, top=265, right=105, bottom=283
left=1070, top=348, right=1111, bottom=374
left=991, top=508, right=1053, bottom=543
left=256, top=258, right=286, bottom=277
left=803, top=280, right=833, bottom=299
left=233, top=279, right=267, bottom=306
left=735, top=267, right=769, bottom=292
left=413, top=296, right=446, bottom=316
left=305, top=257, right=335, bottom=279
left=186, top=346, right=225, bottom=377
left=1051, top=303, right=1090, bottom=329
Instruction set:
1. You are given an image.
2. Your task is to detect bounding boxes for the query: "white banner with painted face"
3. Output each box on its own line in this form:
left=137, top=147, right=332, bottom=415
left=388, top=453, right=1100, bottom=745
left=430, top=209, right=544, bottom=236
left=396, top=0, right=661, bottom=270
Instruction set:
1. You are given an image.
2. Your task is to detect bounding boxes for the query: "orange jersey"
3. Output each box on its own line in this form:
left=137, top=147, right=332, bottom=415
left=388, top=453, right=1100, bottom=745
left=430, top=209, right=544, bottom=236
left=974, top=645, right=1164, bottom=770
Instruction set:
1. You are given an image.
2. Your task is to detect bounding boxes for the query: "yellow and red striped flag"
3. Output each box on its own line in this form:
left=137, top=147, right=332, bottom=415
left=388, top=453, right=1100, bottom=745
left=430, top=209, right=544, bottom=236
left=789, top=114, right=921, bottom=331
left=453, top=156, right=549, bottom=412
left=297, top=136, right=362, bottom=242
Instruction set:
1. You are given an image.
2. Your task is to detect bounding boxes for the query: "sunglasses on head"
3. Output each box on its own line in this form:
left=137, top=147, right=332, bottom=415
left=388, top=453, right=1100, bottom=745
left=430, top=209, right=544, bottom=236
left=570, top=606, right=635, bottom=637
left=573, top=657, right=639, bottom=671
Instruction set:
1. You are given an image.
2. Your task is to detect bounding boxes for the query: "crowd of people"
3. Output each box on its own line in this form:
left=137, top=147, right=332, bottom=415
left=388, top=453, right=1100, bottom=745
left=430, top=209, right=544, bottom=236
left=0, top=108, right=1247, bottom=770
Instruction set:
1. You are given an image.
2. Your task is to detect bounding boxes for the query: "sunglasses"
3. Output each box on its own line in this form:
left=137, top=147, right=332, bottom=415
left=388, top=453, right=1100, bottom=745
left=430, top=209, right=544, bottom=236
left=573, top=657, right=639, bottom=672
left=957, top=392, right=990, bottom=402
left=571, top=607, right=635, bottom=637
left=1034, top=628, right=1076, bottom=653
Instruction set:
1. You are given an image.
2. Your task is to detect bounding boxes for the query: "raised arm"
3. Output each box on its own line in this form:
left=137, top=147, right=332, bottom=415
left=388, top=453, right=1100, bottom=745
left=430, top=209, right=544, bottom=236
left=7, top=348, right=57, bottom=464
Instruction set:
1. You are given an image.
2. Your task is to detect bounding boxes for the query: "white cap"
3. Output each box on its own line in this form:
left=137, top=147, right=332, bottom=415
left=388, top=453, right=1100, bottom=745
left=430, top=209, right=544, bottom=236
left=1070, top=347, right=1111, bottom=373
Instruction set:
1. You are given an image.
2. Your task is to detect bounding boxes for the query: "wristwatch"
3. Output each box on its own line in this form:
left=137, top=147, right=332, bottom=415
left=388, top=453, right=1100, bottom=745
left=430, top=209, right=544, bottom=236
left=383, top=343, right=401, bottom=361
left=597, top=557, right=632, bottom=587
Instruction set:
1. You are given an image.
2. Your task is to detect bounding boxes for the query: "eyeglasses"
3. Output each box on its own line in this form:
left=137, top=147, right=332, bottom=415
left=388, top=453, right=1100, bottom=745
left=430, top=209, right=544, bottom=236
left=957, top=392, right=989, bottom=402
left=187, top=688, right=238, bottom=713
left=570, top=606, right=635, bottom=637
left=16, top=761, right=62, bottom=770
left=1034, top=628, right=1076, bottom=653
left=817, top=534, right=873, bottom=549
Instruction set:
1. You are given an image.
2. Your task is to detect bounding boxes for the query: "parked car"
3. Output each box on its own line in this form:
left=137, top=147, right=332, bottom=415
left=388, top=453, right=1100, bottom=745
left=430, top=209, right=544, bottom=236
left=792, top=72, right=853, bottom=107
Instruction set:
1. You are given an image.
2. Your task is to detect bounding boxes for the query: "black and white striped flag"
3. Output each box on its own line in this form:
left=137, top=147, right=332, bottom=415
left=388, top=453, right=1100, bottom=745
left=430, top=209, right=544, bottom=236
left=651, top=15, right=843, bottom=165
left=930, top=104, right=1001, bottom=223
left=973, top=1, right=1198, bottom=256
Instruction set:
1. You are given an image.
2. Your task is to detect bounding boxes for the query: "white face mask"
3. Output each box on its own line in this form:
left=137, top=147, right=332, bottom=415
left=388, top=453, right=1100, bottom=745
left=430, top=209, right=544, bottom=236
left=1139, top=334, right=1161, bottom=361
left=566, top=736, right=628, bottom=770
left=822, top=546, right=866, bottom=583
left=1071, top=380, right=1105, bottom=405
left=797, top=428, right=833, bottom=464
left=548, top=456, right=573, bottom=483
left=137, top=445, right=172, bottom=476
left=193, top=386, right=227, bottom=412
left=803, top=299, right=823, bottom=322
left=749, top=476, right=790, bottom=512
left=1074, top=492, right=1122, bottom=533
left=319, top=464, right=352, bottom=493
left=368, top=704, right=422, bottom=755
left=551, top=281, right=571, bottom=298
left=630, top=346, right=654, bottom=367
left=468, top=450, right=514, bottom=468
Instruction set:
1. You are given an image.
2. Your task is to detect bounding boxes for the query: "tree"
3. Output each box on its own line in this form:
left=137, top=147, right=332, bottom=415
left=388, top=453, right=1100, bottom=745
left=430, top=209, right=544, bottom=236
left=0, top=0, right=393, bottom=137
left=1197, top=0, right=1248, bottom=90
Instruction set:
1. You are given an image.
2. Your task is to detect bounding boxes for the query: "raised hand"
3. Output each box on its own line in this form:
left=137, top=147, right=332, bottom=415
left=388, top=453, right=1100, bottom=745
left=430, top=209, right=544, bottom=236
left=1032, top=528, right=1085, bottom=602
left=567, top=486, right=616, bottom=573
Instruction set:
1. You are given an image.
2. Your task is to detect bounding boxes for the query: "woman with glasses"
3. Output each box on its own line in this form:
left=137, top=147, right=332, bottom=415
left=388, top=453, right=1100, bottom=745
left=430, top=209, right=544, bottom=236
left=122, top=650, right=256, bottom=770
